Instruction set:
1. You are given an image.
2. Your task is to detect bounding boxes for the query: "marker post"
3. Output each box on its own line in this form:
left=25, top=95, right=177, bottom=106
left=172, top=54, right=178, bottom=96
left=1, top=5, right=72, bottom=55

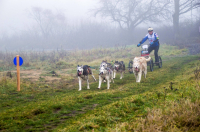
left=16, top=55, right=20, bottom=91
left=13, top=55, right=23, bottom=91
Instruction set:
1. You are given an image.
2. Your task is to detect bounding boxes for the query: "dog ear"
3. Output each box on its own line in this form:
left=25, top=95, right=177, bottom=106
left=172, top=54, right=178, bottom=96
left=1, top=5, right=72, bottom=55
left=77, top=65, right=79, bottom=67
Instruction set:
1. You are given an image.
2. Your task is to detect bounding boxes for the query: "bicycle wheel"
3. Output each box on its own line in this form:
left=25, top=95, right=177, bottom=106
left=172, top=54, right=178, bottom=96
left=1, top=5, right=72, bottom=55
left=128, top=60, right=133, bottom=73
left=150, top=58, right=154, bottom=72
left=159, top=56, right=162, bottom=68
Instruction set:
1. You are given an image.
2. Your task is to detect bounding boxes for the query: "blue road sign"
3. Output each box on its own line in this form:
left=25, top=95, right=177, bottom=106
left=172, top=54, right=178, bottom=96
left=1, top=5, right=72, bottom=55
left=13, top=56, right=23, bottom=66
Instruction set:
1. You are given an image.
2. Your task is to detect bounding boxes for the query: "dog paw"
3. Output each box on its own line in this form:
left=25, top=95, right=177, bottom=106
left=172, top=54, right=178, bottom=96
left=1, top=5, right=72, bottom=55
left=97, top=88, right=100, bottom=89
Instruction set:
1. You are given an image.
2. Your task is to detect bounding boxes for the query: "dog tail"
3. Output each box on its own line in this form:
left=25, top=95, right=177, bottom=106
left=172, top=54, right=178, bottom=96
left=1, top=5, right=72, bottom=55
left=146, top=57, right=151, bottom=62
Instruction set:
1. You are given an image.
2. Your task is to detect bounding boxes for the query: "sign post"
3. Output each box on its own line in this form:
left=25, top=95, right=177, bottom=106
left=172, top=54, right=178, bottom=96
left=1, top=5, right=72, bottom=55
left=13, top=55, right=23, bottom=91
left=17, top=55, right=20, bottom=91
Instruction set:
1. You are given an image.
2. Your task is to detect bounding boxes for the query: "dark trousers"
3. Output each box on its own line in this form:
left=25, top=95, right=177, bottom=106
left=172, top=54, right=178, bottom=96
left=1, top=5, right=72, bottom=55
left=148, top=45, right=159, bottom=63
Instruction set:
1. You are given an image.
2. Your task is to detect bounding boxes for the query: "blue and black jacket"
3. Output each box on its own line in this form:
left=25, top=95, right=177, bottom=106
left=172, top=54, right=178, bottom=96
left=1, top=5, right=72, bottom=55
left=139, top=32, right=159, bottom=47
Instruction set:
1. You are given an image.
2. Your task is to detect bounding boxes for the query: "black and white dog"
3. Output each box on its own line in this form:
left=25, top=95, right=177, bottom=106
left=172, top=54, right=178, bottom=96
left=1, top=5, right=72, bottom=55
left=98, top=66, right=114, bottom=89
left=77, top=65, right=96, bottom=91
left=114, top=61, right=125, bottom=79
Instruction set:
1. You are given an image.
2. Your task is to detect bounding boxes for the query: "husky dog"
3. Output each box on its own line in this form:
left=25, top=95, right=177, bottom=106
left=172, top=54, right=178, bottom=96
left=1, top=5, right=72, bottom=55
left=77, top=65, right=96, bottom=91
left=98, top=66, right=114, bottom=89
left=100, top=60, right=114, bottom=82
left=133, top=57, right=151, bottom=82
left=114, top=61, right=125, bottom=79
left=100, top=60, right=114, bottom=70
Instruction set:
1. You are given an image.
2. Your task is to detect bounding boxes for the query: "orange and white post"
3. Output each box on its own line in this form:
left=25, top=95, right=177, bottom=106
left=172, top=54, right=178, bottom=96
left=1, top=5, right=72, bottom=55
left=16, top=55, right=20, bottom=91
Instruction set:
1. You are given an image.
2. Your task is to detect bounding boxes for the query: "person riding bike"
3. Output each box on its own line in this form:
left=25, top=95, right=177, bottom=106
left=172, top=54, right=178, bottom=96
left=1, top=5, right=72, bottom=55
left=137, top=27, right=160, bottom=64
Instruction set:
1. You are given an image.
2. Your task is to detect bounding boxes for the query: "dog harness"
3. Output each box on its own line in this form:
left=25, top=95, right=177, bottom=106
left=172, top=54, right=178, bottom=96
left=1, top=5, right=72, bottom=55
left=77, top=65, right=91, bottom=79
left=107, top=68, right=112, bottom=75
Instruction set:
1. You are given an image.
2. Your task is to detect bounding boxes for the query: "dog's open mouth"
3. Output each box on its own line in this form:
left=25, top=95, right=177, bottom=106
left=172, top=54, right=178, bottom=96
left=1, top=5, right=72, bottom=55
left=135, top=67, right=139, bottom=72
left=115, top=67, right=119, bottom=71
left=78, top=72, right=82, bottom=75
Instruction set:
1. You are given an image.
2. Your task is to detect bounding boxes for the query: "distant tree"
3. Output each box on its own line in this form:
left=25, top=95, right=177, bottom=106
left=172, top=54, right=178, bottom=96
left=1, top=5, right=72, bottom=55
left=93, top=0, right=171, bottom=33
left=29, top=7, right=67, bottom=39
left=173, top=0, right=200, bottom=38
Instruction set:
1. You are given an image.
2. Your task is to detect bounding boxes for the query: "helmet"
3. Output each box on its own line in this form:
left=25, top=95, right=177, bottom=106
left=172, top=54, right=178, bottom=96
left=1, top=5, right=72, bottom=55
left=148, top=27, right=153, bottom=32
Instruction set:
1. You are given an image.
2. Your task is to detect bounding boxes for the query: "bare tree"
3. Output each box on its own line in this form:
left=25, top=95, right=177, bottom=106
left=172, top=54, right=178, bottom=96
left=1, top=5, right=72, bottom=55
left=93, top=0, right=171, bottom=33
left=173, top=0, right=200, bottom=38
left=29, top=7, right=67, bottom=39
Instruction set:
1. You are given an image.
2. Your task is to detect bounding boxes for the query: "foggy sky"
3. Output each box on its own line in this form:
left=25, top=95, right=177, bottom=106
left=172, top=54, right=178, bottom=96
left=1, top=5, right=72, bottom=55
left=0, top=0, right=199, bottom=36
left=0, top=0, right=100, bottom=35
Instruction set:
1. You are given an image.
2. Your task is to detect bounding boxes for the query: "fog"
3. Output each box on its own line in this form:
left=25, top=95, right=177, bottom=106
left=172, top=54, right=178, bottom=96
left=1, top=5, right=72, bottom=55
left=0, top=0, right=199, bottom=51
left=0, top=0, right=99, bottom=35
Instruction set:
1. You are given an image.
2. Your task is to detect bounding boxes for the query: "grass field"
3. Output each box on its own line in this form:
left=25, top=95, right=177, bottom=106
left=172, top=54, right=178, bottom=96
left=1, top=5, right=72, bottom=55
left=0, top=44, right=200, bottom=132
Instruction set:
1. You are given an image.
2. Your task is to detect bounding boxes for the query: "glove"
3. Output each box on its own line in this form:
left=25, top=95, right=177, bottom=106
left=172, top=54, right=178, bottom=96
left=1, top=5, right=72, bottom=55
left=137, top=43, right=141, bottom=47
left=150, top=42, right=154, bottom=45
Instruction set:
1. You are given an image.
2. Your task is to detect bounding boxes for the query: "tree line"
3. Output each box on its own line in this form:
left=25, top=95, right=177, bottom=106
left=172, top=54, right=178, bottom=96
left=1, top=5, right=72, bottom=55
left=0, top=0, right=199, bottom=51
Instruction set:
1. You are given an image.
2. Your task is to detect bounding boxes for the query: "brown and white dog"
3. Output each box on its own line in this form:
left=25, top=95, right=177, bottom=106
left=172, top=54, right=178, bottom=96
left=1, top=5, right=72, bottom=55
left=133, top=57, right=151, bottom=82
left=77, top=65, right=96, bottom=91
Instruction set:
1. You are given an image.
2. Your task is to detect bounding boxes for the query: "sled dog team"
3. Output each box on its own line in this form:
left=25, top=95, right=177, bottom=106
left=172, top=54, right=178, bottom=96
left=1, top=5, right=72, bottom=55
left=77, top=57, right=151, bottom=91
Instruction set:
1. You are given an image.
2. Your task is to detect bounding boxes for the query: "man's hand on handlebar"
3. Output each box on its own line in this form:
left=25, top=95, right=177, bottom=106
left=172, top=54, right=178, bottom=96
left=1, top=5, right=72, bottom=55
left=137, top=43, right=141, bottom=47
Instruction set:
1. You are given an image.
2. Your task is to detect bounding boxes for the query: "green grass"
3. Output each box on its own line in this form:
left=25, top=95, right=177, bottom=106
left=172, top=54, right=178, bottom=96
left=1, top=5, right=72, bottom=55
left=0, top=44, right=200, bottom=131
